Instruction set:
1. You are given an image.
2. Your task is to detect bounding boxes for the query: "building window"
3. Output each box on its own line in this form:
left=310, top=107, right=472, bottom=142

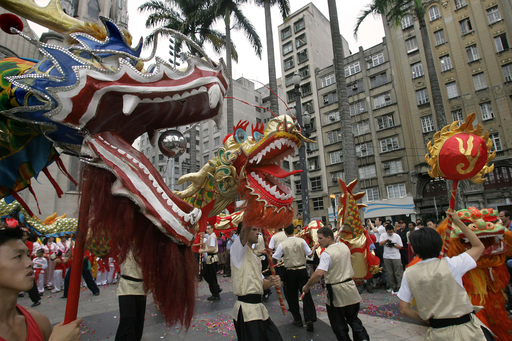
left=401, top=14, right=413, bottom=29
left=67, top=156, right=80, bottom=191
left=359, top=165, right=377, bottom=179
left=416, top=88, right=429, bottom=105
left=312, top=197, right=324, bottom=211
left=429, top=6, right=440, bottom=21
left=323, top=92, right=337, bottom=105
left=365, top=187, right=380, bottom=202
left=484, top=167, right=512, bottom=190
left=440, top=55, right=452, bottom=72
left=384, top=160, right=403, bottom=175
left=286, top=89, right=296, bottom=103
left=377, top=115, right=394, bottom=130
left=330, top=150, right=343, bottom=164
left=490, top=133, right=502, bottom=151
left=373, top=93, right=392, bottom=109
left=331, top=171, right=345, bottom=183
left=353, top=121, right=370, bottom=136
left=411, top=62, right=424, bottom=78
left=473, top=73, right=487, bottom=91
left=296, top=34, right=307, bottom=49
left=321, top=73, right=336, bottom=88
left=503, top=64, right=512, bottom=82
left=203, top=141, right=209, bottom=150
left=370, top=73, right=388, bottom=88
left=301, top=82, right=312, bottom=97
left=480, top=102, right=494, bottom=121
left=446, top=82, right=459, bottom=99
left=297, top=49, right=308, bottom=63
left=204, top=128, right=209, bottom=137
left=345, top=62, right=361, bottom=77
left=298, top=66, right=310, bottom=79
left=325, top=111, right=340, bottom=124
left=452, top=109, right=464, bottom=125
left=466, top=45, right=480, bottom=62
left=494, top=34, right=509, bottom=53
left=421, top=115, right=435, bottom=133
left=454, top=0, right=466, bottom=9
left=296, top=200, right=302, bottom=212
left=459, top=18, right=473, bottom=35
left=214, top=136, right=220, bottom=147
left=387, top=183, right=406, bottom=199
left=284, top=57, right=294, bottom=70
left=347, top=80, right=363, bottom=96
left=281, top=26, right=291, bottom=40
left=370, top=53, right=385, bottom=67
left=307, top=139, right=318, bottom=152
left=434, top=29, right=446, bottom=45
left=327, top=130, right=342, bottom=145
left=350, top=101, right=367, bottom=115
left=310, top=176, right=322, bottom=191
left=356, top=142, right=373, bottom=157
left=308, top=157, right=319, bottom=171
left=405, top=37, right=418, bottom=53
left=285, top=73, right=294, bottom=87
left=294, top=18, right=305, bottom=33
left=294, top=181, right=301, bottom=193
left=283, top=41, right=293, bottom=55
left=303, top=100, right=314, bottom=114
left=380, top=137, right=399, bottom=152
left=487, top=6, right=501, bottom=25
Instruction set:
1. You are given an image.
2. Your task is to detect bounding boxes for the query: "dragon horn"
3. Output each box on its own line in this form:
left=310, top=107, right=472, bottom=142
left=0, top=0, right=84, bottom=33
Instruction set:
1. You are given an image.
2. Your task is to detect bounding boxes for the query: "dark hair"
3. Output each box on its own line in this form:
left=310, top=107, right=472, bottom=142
left=416, top=219, right=423, bottom=224
left=317, top=226, right=334, bottom=240
left=408, top=222, right=417, bottom=227
left=284, top=224, right=295, bottom=235
left=426, top=219, right=437, bottom=225
left=236, top=222, right=243, bottom=235
left=35, top=248, right=45, bottom=255
left=56, top=250, right=63, bottom=257
left=375, top=217, right=384, bottom=223
left=409, top=228, right=443, bottom=260
left=0, top=226, right=23, bottom=247
left=501, top=211, right=511, bottom=219
left=385, top=224, right=394, bottom=231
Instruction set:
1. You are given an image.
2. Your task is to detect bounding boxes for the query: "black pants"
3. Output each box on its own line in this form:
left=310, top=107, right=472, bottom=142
left=115, top=295, right=147, bottom=341
left=203, top=262, right=220, bottom=296
left=28, top=280, right=40, bottom=303
left=64, top=259, right=100, bottom=297
left=326, top=302, right=369, bottom=341
left=224, top=250, right=231, bottom=276
left=283, top=268, right=316, bottom=323
left=234, top=306, right=283, bottom=341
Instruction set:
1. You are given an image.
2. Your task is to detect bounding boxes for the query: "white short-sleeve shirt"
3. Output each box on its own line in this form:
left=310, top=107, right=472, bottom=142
left=379, top=233, right=403, bottom=259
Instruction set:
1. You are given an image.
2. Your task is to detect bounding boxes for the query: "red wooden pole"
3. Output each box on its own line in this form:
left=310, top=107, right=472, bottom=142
left=442, top=180, right=459, bottom=256
left=262, top=231, right=286, bottom=315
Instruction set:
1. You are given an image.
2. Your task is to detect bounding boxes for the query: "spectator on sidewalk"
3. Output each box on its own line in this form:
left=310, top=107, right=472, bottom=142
left=379, top=224, right=403, bottom=295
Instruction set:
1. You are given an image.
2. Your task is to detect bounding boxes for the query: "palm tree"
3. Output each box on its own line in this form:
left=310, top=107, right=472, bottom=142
left=139, top=0, right=228, bottom=173
left=254, top=0, right=290, bottom=117
left=354, top=0, right=447, bottom=129
left=327, top=0, right=359, bottom=188
left=207, top=0, right=263, bottom=134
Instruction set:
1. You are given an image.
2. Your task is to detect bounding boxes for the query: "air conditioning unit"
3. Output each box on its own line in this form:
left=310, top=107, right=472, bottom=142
left=383, top=163, right=390, bottom=170
left=360, top=145, right=367, bottom=151
left=385, top=94, right=391, bottom=101
left=332, top=177, right=337, bottom=183
left=309, top=165, right=316, bottom=171
left=365, top=56, right=373, bottom=62
left=330, top=116, right=336, bottom=121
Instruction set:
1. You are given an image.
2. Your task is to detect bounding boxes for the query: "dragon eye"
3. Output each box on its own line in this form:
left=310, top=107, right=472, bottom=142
left=253, top=131, right=263, bottom=142
left=235, top=128, right=248, bottom=143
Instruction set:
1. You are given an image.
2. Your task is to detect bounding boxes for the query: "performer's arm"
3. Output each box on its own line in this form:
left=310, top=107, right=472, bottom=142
left=302, top=268, right=325, bottom=293
left=263, top=275, right=281, bottom=290
left=399, top=300, right=423, bottom=323
left=446, top=210, right=484, bottom=261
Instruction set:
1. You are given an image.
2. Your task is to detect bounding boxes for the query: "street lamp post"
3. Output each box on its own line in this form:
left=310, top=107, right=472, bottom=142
left=293, top=73, right=311, bottom=226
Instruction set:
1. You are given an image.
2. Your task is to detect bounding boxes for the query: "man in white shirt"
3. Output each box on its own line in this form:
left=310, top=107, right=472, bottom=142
left=199, top=224, right=221, bottom=300
left=273, top=224, right=318, bottom=331
left=379, top=224, right=403, bottom=294
left=397, top=210, right=491, bottom=340
left=303, top=226, right=369, bottom=341
left=231, top=223, right=282, bottom=341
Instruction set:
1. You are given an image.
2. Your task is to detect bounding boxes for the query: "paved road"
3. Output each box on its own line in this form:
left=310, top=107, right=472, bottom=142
left=19, top=275, right=427, bottom=340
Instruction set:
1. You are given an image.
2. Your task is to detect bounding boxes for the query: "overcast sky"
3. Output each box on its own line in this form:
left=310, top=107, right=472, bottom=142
left=29, top=0, right=385, bottom=84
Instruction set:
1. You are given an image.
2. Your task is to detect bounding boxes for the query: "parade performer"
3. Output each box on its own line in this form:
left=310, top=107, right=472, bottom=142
left=398, top=210, right=492, bottom=340
left=198, top=224, right=221, bottom=300
left=0, top=224, right=82, bottom=340
left=231, top=223, right=282, bottom=341
left=303, top=226, right=370, bottom=341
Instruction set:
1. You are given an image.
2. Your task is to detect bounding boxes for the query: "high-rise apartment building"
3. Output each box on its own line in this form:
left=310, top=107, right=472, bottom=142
left=384, top=0, right=512, bottom=214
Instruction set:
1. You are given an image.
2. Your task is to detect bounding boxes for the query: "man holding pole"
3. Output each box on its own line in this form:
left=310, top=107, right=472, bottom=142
left=231, top=222, right=282, bottom=341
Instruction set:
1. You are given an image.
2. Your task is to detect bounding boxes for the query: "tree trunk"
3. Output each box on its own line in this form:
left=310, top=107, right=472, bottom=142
left=264, top=0, right=279, bottom=116
left=225, top=9, right=234, bottom=134
left=327, top=0, right=359, bottom=190
left=418, top=15, right=446, bottom=128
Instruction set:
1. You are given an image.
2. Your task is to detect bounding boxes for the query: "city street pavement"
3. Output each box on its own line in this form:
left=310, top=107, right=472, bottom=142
left=19, top=275, right=427, bottom=340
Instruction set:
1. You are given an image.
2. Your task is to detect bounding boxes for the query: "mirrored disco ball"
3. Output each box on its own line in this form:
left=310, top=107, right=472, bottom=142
left=158, top=130, right=186, bottom=158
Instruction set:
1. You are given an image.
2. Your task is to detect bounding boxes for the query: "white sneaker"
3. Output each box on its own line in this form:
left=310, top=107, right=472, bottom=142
left=391, top=290, right=398, bottom=295
left=386, top=288, right=392, bottom=292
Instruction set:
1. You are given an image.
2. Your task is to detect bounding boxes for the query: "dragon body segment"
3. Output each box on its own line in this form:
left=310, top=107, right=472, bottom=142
left=336, top=178, right=380, bottom=282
